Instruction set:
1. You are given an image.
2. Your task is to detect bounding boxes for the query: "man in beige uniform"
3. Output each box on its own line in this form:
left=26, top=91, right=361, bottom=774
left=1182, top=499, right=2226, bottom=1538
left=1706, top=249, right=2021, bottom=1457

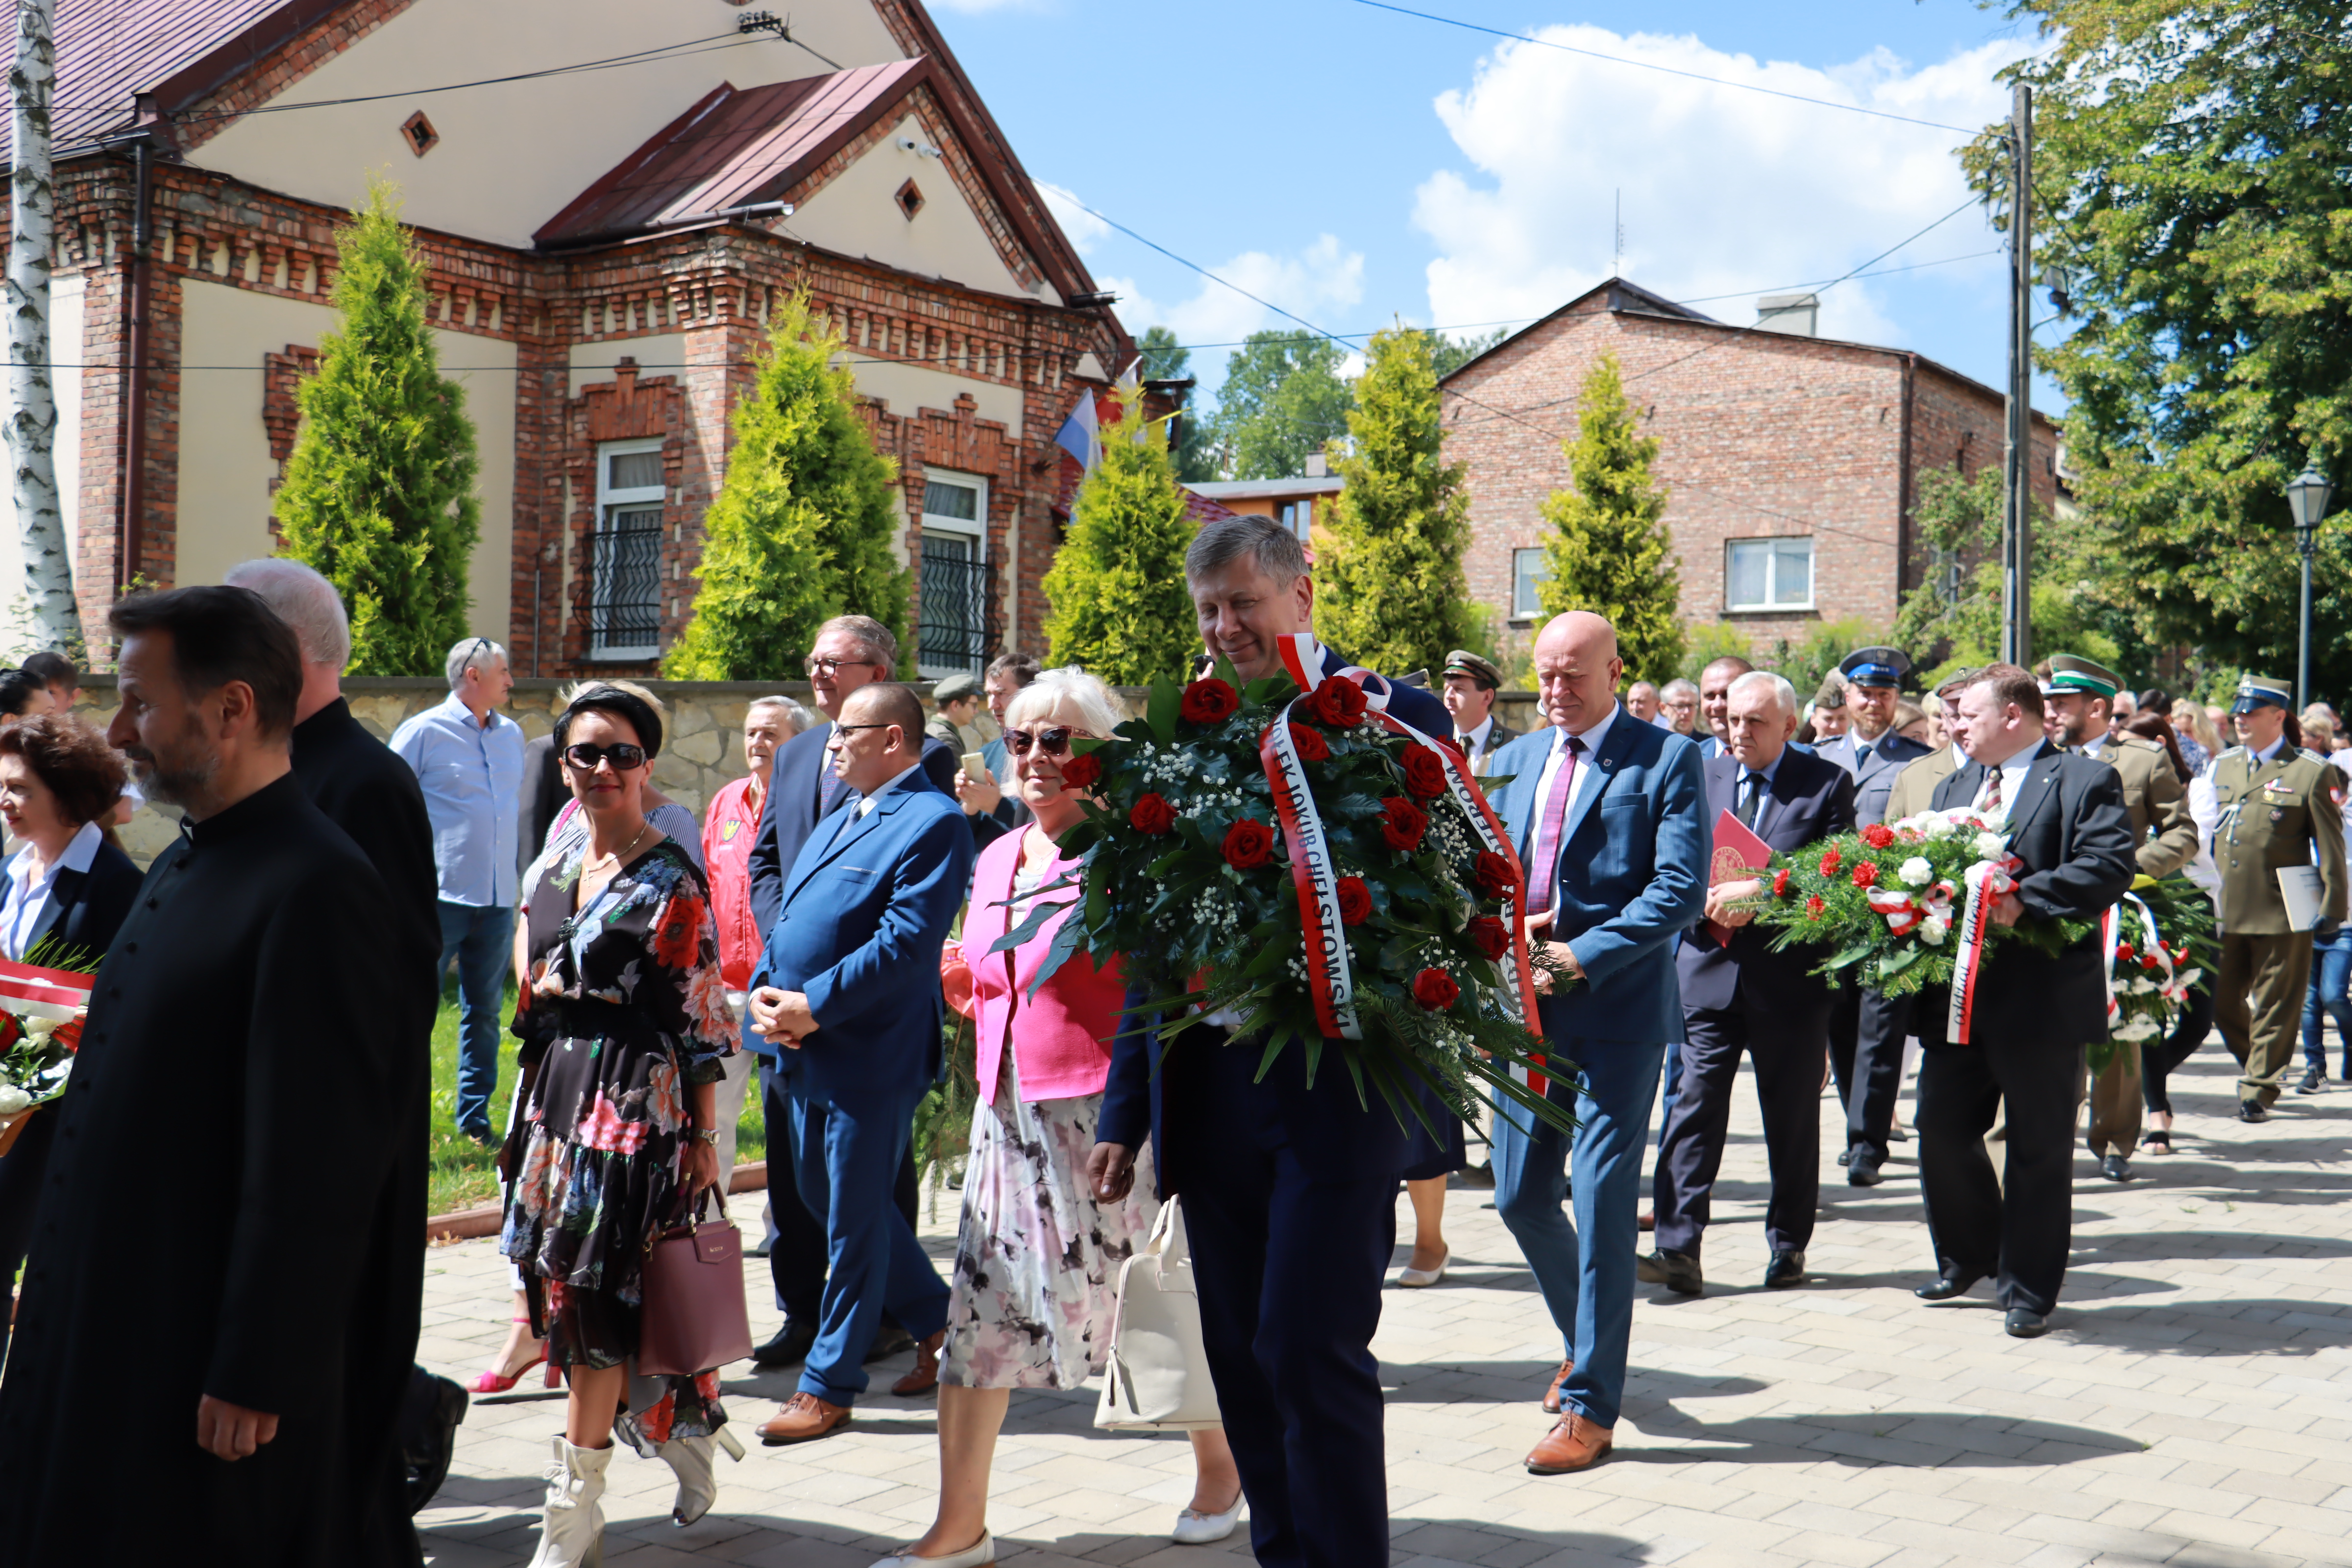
left=2041, top=655, right=2198, bottom=1180
left=1883, top=668, right=1980, bottom=824
left=2212, top=675, right=2349, bottom=1119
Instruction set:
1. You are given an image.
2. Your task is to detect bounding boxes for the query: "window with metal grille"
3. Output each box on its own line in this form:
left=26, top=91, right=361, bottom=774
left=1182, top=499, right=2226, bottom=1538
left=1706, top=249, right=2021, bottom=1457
left=918, top=473, right=991, bottom=674
left=592, top=440, right=664, bottom=659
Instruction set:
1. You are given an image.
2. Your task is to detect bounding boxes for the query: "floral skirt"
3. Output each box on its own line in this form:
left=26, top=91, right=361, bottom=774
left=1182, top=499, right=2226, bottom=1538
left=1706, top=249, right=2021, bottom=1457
left=940, top=1057, right=1156, bottom=1390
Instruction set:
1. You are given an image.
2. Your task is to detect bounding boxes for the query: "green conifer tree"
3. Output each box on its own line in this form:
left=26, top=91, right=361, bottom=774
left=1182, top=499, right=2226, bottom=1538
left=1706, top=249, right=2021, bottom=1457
left=1314, top=324, right=1472, bottom=676
left=1040, top=398, right=1198, bottom=685
left=273, top=181, right=479, bottom=675
left=1535, top=351, right=1683, bottom=682
left=665, top=292, right=908, bottom=679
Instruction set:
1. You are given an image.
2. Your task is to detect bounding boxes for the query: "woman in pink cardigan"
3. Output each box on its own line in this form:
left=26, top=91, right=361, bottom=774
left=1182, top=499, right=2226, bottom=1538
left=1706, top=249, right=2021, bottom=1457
left=877, top=669, right=1239, bottom=1568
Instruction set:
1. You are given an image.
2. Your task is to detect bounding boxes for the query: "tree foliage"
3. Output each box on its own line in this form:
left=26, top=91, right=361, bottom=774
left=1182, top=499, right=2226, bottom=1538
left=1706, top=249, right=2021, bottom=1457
left=664, top=292, right=908, bottom=680
left=1533, top=351, right=1683, bottom=683
left=1984, top=0, right=2352, bottom=693
left=1137, top=325, right=1218, bottom=483
left=1211, top=331, right=1353, bottom=479
left=274, top=181, right=479, bottom=675
left=1041, top=397, right=1199, bottom=686
left=1314, top=324, right=1473, bottom=678
left=1425, top=327, right=1509, bottom=380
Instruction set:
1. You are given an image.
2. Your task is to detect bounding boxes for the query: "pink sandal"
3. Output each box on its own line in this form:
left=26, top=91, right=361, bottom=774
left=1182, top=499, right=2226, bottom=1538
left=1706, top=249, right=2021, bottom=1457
left=466, top=1316, right=557, bottom=1394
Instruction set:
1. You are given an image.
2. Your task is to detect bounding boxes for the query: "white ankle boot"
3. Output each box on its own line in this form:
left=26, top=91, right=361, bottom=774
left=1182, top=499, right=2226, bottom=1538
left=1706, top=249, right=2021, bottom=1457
left=527, top=1436, right=611, bottom=1568
left=657, top=1426, right=745, bottom=1526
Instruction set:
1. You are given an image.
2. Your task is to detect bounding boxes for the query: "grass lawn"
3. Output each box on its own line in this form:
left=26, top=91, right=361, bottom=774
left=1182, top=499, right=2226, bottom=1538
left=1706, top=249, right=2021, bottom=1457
left=427, top=982, right=765, bottom=1216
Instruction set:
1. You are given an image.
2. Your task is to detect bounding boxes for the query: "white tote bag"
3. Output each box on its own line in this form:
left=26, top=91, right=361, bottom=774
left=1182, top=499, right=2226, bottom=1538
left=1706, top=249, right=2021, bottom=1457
left=1094, top=1197, right=1224, bottom=1431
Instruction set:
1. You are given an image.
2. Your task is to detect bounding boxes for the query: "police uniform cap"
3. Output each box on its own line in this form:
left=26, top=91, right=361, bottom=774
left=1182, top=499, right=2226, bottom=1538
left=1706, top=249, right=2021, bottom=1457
left=932, top=672, right=982, bottom=703
left=2230, top=675, right=2292, bottom=715
left=2040, top=654, right=2122, bottom=701
left=1837, top=646, right=1912, bottom=690
left=1443, top=650, right=1504, bottom=690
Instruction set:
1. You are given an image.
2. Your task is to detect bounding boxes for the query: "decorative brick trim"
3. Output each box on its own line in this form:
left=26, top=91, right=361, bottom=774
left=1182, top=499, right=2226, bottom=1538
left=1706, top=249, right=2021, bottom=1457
left=170, top=0, right=429, bottom=155
left=263, top=343, right=320, bottom=470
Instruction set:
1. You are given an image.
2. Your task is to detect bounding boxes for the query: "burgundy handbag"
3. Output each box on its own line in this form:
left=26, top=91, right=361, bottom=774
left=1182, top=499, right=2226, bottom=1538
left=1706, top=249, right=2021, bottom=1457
left=637, top=1188, right=753, bottom=1377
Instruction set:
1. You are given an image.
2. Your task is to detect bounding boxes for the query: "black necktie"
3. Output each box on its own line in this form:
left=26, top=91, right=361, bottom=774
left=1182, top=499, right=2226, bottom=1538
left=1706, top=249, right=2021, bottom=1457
left=1738, top=771, right=1764, bottom=829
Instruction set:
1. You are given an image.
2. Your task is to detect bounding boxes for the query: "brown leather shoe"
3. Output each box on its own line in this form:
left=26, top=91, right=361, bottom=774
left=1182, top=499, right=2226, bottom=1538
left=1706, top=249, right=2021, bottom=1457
left=891, top=1330, right=945, bottom=1396
left=1638, top=1209, right=1655, bottom=1232
left=1525, top=1412, right=1614, bottom=1475
left=757, top=1391, right=852, bottom=1445
left=1541, top=1360, right=1576, bottom=1414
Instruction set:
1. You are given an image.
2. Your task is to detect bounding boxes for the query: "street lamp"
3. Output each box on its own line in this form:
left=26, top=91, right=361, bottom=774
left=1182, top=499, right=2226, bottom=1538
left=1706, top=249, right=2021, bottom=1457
left=2287, top=461, right=2334, bottom=713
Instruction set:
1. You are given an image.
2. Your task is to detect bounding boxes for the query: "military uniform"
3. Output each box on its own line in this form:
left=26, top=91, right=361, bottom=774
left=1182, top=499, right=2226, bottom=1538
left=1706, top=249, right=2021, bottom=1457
left=1884, top=743, right=1964, bottom=824
left=2212, top=702, right=2350, bottom=1109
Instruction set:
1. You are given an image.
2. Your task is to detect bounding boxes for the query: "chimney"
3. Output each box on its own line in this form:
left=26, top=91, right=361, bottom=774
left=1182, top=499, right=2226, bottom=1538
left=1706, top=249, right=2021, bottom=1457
left=1757, top=292, right=1820, bottom=337
left=1303, top=451, right=1328, bottom=478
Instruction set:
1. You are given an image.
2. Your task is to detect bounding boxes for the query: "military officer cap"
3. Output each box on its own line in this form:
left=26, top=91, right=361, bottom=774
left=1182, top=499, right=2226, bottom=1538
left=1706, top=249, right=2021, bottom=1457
left=1813, top=675, right=1847, bottom=710
left=1443, top=650, right=1504, bottom=690
left=2230, top=674, right=2292, bottom=715
left=1838, top=646, right=1912, bottom=690
left=2041, top=653, right=2123, bottom=701
left=933, top=672, right=982, bottom=703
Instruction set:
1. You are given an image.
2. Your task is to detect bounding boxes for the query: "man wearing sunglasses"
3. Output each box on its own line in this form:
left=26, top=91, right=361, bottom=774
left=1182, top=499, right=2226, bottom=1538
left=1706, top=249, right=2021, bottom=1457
left=1093, top=512, right=1453, bottom=1568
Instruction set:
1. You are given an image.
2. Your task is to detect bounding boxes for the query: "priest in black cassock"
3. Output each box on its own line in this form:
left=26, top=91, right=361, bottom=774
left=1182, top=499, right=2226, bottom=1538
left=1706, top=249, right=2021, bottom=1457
left=0, top=586, right=419, bottom=1567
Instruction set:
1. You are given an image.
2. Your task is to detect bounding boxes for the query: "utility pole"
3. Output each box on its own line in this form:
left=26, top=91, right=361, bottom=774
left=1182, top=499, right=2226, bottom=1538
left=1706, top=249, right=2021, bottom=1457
left=2000, top=83, right=2033, bottom=669
left=7, top=0, right=78, bottom=650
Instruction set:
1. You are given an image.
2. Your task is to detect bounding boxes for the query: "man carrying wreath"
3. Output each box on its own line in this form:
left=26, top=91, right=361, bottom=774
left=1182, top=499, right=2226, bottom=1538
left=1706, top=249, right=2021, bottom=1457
left=1093, top=512, right=1449, bottom=1568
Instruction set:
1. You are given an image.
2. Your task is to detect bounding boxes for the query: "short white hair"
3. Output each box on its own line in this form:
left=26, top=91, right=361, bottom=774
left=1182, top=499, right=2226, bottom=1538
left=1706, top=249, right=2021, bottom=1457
left=447, top=637, right=508, bottom=689
left=1728, top=669, right=1797, bottom=718
left=1660, top=678, right=1699, bottom=701
left=1005, top=666, right=1127, bottom=739
left=748, top=695, right=814, bottom=736
left=223, top=557, right=351, bottom=670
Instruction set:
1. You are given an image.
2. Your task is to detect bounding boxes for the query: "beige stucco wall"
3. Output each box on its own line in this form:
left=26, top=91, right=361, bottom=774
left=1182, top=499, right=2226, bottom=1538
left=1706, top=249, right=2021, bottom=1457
left=175, top=277, right=519, bottom=643
left=838, top=354, right=1025, bottom=441
left=187, top=0, right=908, bottom=251
left=569, top=334, right=689, bottom=398
left=789, top=113, right=1043, bottom=302
left=0, top=273, right=85, bottom=655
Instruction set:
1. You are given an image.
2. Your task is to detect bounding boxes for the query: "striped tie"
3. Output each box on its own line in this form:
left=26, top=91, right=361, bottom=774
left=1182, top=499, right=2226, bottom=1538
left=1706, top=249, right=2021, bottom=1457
left=1522, top=735, right=1586, bottom=918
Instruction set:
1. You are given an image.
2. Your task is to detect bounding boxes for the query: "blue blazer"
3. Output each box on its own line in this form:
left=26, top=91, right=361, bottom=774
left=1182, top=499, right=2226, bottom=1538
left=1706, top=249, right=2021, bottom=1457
left=1488, top=707, right=1710, bottom=1044
left=1675, top=747, right=1855, bottom=1014
left=747, top=767, right=975, bottom=1102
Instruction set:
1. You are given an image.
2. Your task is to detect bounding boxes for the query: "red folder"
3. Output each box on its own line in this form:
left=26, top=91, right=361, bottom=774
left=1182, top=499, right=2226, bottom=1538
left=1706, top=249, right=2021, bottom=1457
left=1705, top=808, right=1773, bottom=946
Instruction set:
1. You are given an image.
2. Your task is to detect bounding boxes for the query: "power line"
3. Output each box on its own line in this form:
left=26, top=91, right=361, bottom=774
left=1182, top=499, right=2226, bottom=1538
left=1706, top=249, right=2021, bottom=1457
left=1348, top=0, right=1989, bottom=135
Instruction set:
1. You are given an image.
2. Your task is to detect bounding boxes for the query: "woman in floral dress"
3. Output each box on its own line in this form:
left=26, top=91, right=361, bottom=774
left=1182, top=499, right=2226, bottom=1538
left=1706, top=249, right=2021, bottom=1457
left=875, top=670, right=1240, bottom=1568
left=500, top=685, right=741, bottom=1567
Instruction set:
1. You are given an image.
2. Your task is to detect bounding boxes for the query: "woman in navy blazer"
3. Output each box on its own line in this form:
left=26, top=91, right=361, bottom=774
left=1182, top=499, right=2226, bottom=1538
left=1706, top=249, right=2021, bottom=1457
left=0, top=714, right=142, bottom=1332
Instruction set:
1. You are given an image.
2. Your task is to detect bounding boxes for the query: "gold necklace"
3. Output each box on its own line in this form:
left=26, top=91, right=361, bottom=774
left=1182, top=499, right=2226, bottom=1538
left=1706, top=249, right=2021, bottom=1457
left=586, top=819, right=652, bottom=874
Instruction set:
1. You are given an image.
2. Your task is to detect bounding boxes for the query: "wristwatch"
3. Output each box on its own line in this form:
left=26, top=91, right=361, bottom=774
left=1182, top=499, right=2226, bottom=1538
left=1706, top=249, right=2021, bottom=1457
left=688, top=1127, right=719, bottom=1147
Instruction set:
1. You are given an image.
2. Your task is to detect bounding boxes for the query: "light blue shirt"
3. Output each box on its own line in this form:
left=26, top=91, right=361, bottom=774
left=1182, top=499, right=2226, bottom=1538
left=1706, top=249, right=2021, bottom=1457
left=0, top=820, right=101, bottom=962
left=390, top=693, right=526, bottom=908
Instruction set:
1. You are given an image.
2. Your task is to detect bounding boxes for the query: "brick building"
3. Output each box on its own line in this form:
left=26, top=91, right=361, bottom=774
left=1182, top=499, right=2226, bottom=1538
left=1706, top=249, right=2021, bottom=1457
left=3, top=0, right=1133, bottom=676
left=1442, top=278, right=2063, bottom=660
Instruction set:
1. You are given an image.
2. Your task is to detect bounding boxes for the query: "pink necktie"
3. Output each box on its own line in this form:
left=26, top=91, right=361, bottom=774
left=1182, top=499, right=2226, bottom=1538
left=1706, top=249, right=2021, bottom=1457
left=1523, top=735, right=1584, bottom=917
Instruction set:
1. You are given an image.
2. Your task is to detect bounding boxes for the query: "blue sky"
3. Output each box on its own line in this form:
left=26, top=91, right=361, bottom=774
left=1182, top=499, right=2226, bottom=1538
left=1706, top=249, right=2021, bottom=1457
left=928, top=0, right=2065, bottom=415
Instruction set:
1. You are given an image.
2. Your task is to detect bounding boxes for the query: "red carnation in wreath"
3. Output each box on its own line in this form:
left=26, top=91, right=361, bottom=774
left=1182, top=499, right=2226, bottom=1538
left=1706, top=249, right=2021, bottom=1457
left=1819, top=849, right=1843, bottom=877
left=1861, top=823, right=1896, bottom=849
left=1179, top=678, right=1240, bottom=724
left=1806, top=896, right=1827, bottom=919
left=1850, top=861, right=1880, bottom=890
left=1772, top=867, right=1791, bottom=897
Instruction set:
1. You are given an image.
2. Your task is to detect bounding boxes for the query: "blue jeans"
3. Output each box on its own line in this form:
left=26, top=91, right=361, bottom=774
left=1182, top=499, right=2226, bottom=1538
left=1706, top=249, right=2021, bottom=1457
left=2302, top=927, right=2352, bottom=1077
left=437, top=901, right=514, bottom=1136
left=1492, top=1035, right=1666, bottom=1431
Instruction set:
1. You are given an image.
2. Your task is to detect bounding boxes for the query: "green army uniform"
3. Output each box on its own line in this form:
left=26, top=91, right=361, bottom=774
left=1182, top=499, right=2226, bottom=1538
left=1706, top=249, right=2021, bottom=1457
left=2212, top=710, right=2351, bottom=1110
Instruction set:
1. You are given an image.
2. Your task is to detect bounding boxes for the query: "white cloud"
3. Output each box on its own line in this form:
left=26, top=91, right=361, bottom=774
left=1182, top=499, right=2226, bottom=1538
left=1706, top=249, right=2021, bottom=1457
left=1412, top=28, right=2032, bottom=347
left=1037, top=182, right=1110, bottom=256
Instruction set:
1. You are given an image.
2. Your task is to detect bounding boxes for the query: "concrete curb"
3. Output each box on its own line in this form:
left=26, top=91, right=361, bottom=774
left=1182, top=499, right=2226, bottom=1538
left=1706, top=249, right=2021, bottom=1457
left=426, top=1160, right=768, bottom=1245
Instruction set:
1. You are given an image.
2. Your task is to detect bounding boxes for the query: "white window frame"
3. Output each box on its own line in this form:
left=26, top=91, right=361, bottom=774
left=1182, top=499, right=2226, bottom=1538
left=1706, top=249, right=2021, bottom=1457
left=1512, top=547, right=1549, bottom=621
left=590, top=437, right=665, bottom=660
left=917, top=468, right=990, bottom=678
left=1724, top=536, right=1815, bottom=613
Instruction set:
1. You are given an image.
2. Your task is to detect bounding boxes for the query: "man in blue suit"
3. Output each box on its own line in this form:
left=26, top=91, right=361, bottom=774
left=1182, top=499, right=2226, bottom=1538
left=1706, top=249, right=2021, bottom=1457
left=1093, top=513, right=1450, bottom=1568
left=1487, top=611, right=1709, bottom=1476
left=1645, top=671, right=1855, bottom=1295
left=745, top=682, right=973, bottom=1444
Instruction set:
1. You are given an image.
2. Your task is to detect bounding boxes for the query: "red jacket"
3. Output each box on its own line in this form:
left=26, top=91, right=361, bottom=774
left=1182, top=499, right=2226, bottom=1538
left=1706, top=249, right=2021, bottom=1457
left=702, top=774, right=764, bottom=990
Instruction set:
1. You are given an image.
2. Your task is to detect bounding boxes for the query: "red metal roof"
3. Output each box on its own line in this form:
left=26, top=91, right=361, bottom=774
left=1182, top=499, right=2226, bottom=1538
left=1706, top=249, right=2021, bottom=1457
left=0, top=0, right=297, bottom=162
left=535, top=60, right=926, bottom=248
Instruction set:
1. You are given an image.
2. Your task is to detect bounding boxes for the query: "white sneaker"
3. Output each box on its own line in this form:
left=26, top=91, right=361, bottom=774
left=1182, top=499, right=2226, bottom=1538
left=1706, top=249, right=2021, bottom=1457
left=1396, top=1247, right=1448, bottom=1288
left=1173, top=1498, right=1244, bottom=1544
left=869, top=1532, right=994, bottom=1568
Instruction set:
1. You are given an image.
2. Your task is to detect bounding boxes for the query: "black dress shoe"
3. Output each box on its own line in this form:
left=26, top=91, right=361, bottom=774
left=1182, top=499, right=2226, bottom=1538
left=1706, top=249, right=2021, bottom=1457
left=2004, top=1307, right=2050, bottom=1338
left=1847, top=1151, right=1886, bottom=1187
left=752, top=1319, right=818, bottom=1369
left=1763, top=1250, right=1807, bottom=1288
left=1913, top=1274, right=1979, bottom=1301
left=863, top=1324, right=916, bottom=1363
left=2238, top=1100, right=2269, bottom=1123
left=2100, top=1153, right=2131, bottom=1182
left=1835, top=1147, right=1852, bottom=1168
left=1636, top=1249, right=1703, bottom=1295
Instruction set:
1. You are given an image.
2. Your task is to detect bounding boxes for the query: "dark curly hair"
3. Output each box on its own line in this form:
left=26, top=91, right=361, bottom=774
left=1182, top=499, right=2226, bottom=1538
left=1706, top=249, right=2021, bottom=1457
left=0, top=713, right=129, bottom=828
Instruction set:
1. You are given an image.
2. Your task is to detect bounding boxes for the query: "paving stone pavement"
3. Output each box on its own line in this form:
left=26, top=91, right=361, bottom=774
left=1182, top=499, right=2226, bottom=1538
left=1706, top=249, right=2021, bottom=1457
left=417, top=1044, right=2352, bottom=1568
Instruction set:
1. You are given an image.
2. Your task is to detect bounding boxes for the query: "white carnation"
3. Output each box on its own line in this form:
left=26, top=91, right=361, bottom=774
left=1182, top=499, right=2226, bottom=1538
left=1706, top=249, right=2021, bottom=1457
left=1919, top=918, right=1949, bottom=947
left=1919, top=814, right=1960, bottom=840
left=2115, top=1018, right=2160, bottom=1042
left=0, top=1085, right=28, bottom=1116
left=2129, top=977, right=2157, bottom=995
left=1973, top=832, right=2007, bottom=858
left=1899, top=857, right=1934, bottom=887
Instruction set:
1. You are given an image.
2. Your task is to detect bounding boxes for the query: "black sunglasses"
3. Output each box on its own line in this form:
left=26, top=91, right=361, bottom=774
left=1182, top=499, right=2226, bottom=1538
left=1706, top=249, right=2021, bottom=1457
left=1005, top=726, right=1090, bottom=756
left=563, top=741, right=647, bottom=772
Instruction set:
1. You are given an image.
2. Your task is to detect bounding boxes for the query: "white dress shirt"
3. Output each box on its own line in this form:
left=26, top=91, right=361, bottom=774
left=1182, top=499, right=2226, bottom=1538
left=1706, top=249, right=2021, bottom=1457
left=1455, top=713, right=1496, bottom=763
left=1532, top=702, right=1620, bottom=828
left=856, top=761, right=922, bottom=818
left=1971, top=738, right=2048, bottom=825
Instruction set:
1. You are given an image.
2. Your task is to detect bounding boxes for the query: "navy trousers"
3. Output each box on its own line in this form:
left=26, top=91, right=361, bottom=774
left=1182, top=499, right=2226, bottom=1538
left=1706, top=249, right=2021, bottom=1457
left=1166, top=1033, right=1407, bottom=1568
left=758, top=1056, right=920, bottom=1323
left=1653, top=1002, right=1826, bottom=1259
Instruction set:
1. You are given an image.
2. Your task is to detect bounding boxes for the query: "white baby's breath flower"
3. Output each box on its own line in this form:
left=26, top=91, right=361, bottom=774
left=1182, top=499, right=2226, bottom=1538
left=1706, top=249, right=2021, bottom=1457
left=1899, top=857, right=1934, bottom=887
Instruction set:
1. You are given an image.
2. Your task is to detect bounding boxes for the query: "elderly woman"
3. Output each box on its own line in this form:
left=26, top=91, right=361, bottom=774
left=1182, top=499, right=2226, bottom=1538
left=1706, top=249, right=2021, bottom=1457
left=501, top=685, right=741, bottom=1566
left=0, top=715, right=138, bottom=1337
left=877, top=669, right=1240, bottom=1568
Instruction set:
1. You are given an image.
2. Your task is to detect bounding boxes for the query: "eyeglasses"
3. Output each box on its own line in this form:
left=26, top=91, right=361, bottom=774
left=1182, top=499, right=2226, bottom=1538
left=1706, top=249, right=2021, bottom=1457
left=1005, top=727, right=1091, bottom=756
left=829, top=723, right=897, bottom=739
left=807, top=655, right=886, bottom=679
left=562, top=741, right=647, bottom=772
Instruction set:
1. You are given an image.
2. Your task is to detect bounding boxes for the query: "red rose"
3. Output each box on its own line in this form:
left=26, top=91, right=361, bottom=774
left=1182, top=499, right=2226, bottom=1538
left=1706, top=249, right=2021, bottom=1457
left=1308, top=677, right=1370, bottom=728
left=1819, top=850, right=1842, bottom=877
left=1401, top=746, right=1450, bottom=799
left=1466, top=915, right=1509, bottom=961
left=1337, top=876, right=1372, bottom=926
left=1058, top=750, right=1103, bottom=789
left=1180, top=678, right=1240, bottom=724
left=2141, top=955, right=2161, bottom=971
left=1378, top=795, right=1428, bottom=853
left=1772, top=867, right=1791, bottom=897
left=2115, top=943, right=2135, bottom=962
left=1862, top=823, right=1896, bottom=849
left=1474, top=851, right=1517, bottom=899
left=1290, top=723, right=1329, bottom=762
left=1222, top=818, right=1275, bottom=869
left=1806, top=896, right=1826, bottom=919
left=1130, top=793, right=1177, bottom=834
left=1411, top=967, right=1461, bottom=1011
left=1850, top=861, right=1880, bottom=890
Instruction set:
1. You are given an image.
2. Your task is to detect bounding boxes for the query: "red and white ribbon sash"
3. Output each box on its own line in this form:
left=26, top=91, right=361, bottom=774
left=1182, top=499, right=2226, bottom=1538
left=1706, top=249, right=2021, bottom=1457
left=0, top=957, right=93, bottom=1023
left=2102, top=893, right=2172, bottom=1025
left=1944, top=854, right=2019, bottom=1044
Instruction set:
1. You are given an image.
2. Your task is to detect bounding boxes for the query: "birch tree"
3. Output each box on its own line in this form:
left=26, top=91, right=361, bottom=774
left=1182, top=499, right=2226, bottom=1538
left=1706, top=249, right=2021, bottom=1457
left=7, top=0, right=77, bottom=648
